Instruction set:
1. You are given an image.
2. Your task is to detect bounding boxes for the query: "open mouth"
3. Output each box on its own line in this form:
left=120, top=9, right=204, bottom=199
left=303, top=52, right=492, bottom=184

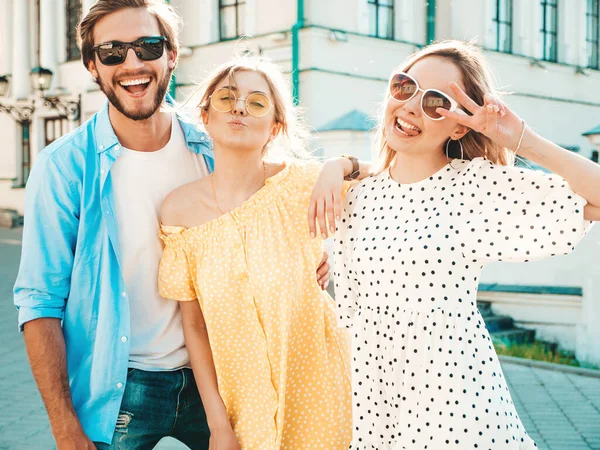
left=118, top=77, right=151, bottom=96
left=395, top=117, right=422, bottom=137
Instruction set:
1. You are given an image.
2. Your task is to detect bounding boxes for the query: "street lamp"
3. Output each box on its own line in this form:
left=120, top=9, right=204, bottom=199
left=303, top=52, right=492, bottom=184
left=0, top=66, right=81, bottom=122
left=0, top=75, right=9, bottom=97
left=29, top=66, right=53, bottom=93
left=0, top=74, right=34, bottom=123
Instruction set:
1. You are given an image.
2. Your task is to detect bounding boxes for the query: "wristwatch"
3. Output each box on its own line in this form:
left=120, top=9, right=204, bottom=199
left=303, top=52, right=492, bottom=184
left=342, top=154, right=360, bottom=181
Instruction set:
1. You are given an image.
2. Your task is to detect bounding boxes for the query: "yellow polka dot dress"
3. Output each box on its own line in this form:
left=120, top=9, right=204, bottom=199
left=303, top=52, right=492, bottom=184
left=158, top=162, right=352, bottom=449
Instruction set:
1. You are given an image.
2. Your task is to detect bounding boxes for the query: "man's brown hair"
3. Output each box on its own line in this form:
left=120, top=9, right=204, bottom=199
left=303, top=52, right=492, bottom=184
left=77, top=0, right=182, bottom=70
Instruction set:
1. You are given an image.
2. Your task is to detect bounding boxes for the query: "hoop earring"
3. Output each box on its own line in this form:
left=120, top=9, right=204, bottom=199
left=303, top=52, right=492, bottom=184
left=445, top=138, right=464, bottom=168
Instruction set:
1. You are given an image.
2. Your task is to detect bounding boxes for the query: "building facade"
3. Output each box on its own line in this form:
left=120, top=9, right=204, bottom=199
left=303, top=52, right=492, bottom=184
left=1, top=0, right=600, bottom=363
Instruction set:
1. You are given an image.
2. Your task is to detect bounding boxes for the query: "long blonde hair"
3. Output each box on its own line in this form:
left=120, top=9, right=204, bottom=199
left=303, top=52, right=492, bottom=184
left=187, top=55, right=312, bottom=161
left=372, top=40, right=514, bottom=174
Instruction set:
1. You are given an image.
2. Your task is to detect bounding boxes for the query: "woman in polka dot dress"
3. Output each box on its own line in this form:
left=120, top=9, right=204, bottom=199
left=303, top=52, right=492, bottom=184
left=333, top=41, right=600, bottom=449
left=157, top=57, right=369, bottom=449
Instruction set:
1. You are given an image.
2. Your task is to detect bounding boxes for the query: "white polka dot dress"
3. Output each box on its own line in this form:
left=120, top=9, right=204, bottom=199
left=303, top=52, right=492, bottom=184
left=334, top=157, right=592, bottom=450
left=159, top=162, right=352, bottom=449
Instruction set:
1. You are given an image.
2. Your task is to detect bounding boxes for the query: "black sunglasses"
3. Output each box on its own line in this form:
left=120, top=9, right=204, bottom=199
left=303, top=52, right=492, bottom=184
left=92, top=36, right=167, bottom=66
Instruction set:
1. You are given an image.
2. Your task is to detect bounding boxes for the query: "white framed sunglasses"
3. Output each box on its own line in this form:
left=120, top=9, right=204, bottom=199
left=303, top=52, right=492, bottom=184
left=389, top=72, right=460, bottom=121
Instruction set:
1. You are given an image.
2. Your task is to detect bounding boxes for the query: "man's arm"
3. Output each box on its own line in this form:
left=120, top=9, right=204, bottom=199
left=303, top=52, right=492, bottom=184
left=23, top=319, right=94, bottom=448
left=14, top=153, right=94, bottom=448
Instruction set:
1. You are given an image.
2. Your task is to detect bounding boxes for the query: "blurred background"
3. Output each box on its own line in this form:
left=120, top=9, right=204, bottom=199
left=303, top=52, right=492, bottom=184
left=0, top=1, right=600, bottom=449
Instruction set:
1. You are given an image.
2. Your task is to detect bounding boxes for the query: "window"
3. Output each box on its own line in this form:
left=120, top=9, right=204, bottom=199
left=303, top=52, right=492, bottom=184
left=368, top=0, right=394, bottom=40
left=541, top=0, right=558, bottom=62
left=219, top=0, right=246, bottom=40
left=66, top=0, right=82, bottom=61
left=45, top=117, right=69, bottom=147
left=494, top=0, right=513, bottom=52
left=587, top=0, right=599, bottom=69
left=17, top=122, right=31, bottom=187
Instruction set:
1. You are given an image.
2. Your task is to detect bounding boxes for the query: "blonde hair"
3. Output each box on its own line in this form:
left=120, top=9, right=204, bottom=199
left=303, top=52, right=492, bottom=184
left=372, top=40, right=514, bottom=174
left=188, top=55, right=312, bottom=161
left=78, top=0, right=182, bottom=70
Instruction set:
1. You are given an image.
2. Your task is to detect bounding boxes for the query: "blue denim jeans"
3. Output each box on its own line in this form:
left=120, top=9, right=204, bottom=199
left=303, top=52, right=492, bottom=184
left=95, top=368, right=210, bottom=450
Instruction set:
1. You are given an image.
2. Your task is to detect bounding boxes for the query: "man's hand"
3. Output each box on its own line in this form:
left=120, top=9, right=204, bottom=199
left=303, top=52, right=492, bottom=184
left=209, top=424, right=241, bottom=450
left=316, top=251, right=331, bottom=290
left=55, top=428, right=96, bottom=450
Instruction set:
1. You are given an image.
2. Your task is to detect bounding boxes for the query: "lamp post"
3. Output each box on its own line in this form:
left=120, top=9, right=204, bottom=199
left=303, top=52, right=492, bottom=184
left=0, top=75, right=35, bottom=123
left=31, top=66, right=81, bottom=121
left=0, top=67, right=81, bottom=122
left=1, top=68, right=81, bottom=188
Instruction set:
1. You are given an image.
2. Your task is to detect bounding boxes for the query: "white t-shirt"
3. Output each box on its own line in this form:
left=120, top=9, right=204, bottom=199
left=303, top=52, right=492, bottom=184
left=111, top=114, right=210, bottom=370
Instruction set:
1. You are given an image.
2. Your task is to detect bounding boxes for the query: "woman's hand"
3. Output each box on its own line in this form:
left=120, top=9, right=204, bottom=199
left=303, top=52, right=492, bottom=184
left=308, top=160, right=345, bottom=239
left=209, top=424, right=241, bottom=450
left=436, top=83, right=525, bottom=152
left=316, top=251, right=330, bottom=290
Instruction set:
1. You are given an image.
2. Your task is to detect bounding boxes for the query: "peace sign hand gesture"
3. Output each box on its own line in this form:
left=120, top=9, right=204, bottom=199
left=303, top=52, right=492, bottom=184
left=436, top=82, right=525, bottom=152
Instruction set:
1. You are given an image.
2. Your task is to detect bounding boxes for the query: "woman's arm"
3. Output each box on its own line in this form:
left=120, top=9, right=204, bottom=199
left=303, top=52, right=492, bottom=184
left=517, top=130, right=600, bottom=219
left=308, top=157, right=372, bottom=239
left=180, top=301, right=240, bottom=449
left=437, top=82, right=600, bottom=222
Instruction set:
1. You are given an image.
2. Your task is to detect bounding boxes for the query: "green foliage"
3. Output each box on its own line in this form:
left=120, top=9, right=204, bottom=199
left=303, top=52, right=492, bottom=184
left=494, top=341, right=599, bottom=369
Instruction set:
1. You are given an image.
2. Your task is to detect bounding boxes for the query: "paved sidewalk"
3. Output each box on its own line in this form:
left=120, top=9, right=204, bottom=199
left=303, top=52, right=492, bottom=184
left=1, top=228, right=599, bottom=449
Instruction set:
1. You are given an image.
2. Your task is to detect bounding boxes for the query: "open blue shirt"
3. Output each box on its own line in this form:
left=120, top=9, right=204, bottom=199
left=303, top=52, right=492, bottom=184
left=13, top=99, right=213, bottom=444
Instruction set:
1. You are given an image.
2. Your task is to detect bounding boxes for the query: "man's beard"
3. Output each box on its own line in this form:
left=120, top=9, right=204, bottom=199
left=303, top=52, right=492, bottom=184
left=97, top=69, right=172, bottom=121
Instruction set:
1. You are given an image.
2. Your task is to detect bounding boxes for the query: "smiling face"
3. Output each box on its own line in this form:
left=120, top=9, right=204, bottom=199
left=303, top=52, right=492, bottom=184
left=87, top=7, right=176, bottom=121
left=202, top=70, right=280, bottom=154
left=384, top=56, right=468, bottom=158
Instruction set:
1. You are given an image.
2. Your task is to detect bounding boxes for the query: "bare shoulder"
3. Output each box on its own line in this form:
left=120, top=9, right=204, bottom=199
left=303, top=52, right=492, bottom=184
left=160, top=177, right=215, bottom=228
left=264, top=160, right=287, bottom=178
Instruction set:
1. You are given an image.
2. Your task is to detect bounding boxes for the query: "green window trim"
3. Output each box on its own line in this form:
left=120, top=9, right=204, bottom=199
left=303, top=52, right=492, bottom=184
left=219, top=0, right=246, bottom=41
left=541, top=0, right=558, bottom=62
left=368, top=0, right=394, bottom=40
left=587, top=0, right=600, bottom=69
left=494, top=0, right=513, bottom=53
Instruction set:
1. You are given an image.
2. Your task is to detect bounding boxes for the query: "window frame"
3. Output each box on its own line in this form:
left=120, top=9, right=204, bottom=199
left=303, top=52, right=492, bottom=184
left=219, top=0, right=246, bottom=41
left=540, top=0, right=558, bottom=62
left=587, top=0, right=600, bottom=69
left=494, top=0, right=513, bottom=53
left=66, top=0, right=82, bottom=61
left=368, top=0, right=395, bottom=40
left=14, top=121, right=32, bottom=188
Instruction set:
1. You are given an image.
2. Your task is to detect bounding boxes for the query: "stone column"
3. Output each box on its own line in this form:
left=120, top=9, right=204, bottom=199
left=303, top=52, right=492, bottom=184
left=0, top=0, right=13, bottom=77
left=40, top=0, right=59, bottom=91
left=12, top=0, right=31, bottom=99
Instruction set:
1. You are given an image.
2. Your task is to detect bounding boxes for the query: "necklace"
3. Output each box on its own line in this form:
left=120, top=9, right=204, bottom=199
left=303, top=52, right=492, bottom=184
left=211, top=162, right=267, bottom=215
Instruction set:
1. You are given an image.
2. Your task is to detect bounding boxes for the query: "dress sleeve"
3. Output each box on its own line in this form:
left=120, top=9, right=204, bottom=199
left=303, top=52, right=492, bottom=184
left=463, top=158, right=593, bottom=264
left=333, top=183, right=364, bottom=328
left=158, top=226, right=198, bottom=301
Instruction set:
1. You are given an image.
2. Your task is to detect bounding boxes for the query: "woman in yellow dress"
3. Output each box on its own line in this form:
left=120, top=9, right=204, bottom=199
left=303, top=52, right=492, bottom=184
left=157, top=56, right=368, bottom=449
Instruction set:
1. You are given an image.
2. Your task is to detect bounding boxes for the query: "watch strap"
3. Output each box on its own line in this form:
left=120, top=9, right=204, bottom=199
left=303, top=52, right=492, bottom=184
left=342, top=155, right=360, bottom=181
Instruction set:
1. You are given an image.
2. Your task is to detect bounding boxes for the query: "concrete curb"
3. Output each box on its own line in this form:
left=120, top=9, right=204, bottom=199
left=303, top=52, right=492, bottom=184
left=499, top=354, right=600, bottom=378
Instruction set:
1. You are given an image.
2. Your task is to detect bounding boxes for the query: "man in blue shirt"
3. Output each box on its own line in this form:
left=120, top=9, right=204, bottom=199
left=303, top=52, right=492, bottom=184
left=13, top=1, right=330, bottom=448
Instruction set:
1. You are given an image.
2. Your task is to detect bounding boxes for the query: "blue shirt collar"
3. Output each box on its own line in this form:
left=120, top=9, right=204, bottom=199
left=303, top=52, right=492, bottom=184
left=94, top=94, right=212, bottom=156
